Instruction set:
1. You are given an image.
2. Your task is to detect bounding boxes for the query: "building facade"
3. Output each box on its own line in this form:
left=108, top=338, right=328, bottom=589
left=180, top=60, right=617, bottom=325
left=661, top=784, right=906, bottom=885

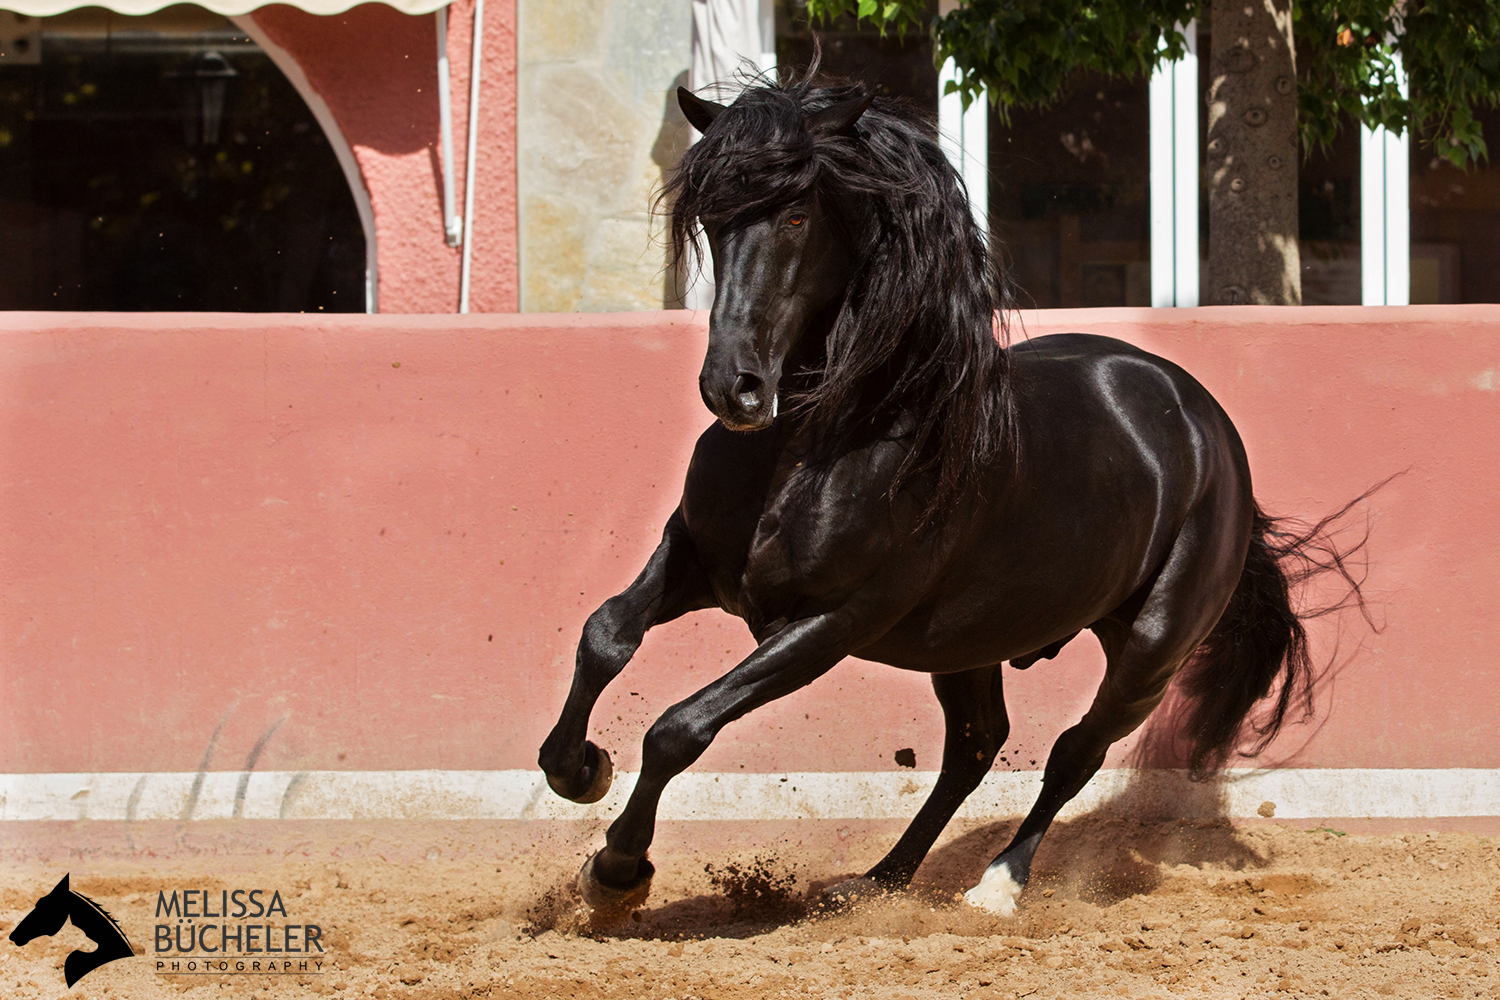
left=0, top=1, right=1493, bottom=313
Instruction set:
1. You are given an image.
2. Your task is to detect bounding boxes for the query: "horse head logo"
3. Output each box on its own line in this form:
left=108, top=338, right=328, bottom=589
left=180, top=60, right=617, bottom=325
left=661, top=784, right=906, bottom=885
left=9, top=874, right=135, bottom=987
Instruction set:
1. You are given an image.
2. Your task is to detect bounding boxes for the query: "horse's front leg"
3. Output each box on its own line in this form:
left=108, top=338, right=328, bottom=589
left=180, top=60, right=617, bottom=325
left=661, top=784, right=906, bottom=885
left=578, top=610, right=858, bottom=917
left=538, top=510, right=712, bottom=803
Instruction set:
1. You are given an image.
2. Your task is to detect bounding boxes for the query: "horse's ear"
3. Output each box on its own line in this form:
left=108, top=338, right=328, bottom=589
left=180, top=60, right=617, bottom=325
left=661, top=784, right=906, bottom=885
left=53, top=873, right=70, bottom=893
left=679, top=87, right=727, bottom=134
left=807, top=92, right=875, bottom=136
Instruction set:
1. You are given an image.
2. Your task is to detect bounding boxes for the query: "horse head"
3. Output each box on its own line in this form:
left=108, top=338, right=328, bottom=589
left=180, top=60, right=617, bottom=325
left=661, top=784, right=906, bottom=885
left=8, top=874, right=71, bottom=945
left=676, top=86, right=873, bottom=432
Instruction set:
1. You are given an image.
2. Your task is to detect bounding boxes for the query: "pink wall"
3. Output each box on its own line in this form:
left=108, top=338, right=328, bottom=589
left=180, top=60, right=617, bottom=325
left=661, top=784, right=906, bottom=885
left=1, top=306, right=1497, bottom=778
left=249, top=2, right=518, bottom=313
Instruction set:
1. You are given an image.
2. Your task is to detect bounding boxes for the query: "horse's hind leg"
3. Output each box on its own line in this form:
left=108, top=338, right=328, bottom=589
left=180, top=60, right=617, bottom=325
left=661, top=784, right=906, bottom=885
left=538, top=510, right=712, bottom=802
left=961, top=635, right=1174, bottom=914
left=826, top=665, right=1008, bottom=902
left=964, top=513, right=1243, bottom=916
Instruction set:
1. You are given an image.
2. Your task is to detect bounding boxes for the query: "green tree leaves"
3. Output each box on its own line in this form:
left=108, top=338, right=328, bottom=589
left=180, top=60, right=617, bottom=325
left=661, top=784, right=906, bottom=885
left=804, top=0, right=1500, bottom=167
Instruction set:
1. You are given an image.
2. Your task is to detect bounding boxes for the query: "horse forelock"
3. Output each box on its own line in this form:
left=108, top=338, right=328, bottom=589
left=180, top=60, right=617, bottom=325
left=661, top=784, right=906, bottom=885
left=665, top=76, right=1016, bottom=525
left=667, top=87, right=818, bottom=255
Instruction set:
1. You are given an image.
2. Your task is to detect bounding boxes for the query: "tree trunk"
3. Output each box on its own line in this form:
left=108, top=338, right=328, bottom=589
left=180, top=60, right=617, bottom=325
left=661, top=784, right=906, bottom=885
left=1206, top=0, right=1301, bottom=305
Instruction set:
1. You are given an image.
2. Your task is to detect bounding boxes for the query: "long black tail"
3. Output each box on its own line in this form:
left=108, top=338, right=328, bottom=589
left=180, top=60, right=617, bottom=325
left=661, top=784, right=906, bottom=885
left=1174, top=487, right=1384, bottom=779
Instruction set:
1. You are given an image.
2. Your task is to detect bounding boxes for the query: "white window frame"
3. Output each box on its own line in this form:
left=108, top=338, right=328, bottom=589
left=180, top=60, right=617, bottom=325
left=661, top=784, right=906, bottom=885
left=1149, top=21, right=1199, bottom=308
left=938, top=58, right=988, bottom=236
left=1360, top=54, right=1410, bottom=305
left=944, top=20, right=1418, bottom=309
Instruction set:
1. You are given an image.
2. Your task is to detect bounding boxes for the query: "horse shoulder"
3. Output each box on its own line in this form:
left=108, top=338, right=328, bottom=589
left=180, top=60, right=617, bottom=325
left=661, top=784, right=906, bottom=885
left=683, top=424, right=938, bottom=633
left=741, top=435, right=926, bottom=608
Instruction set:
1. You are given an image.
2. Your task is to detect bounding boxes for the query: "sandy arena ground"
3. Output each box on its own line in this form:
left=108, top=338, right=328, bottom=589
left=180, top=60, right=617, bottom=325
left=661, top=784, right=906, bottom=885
left=4, top=814, right=1500, bottom=1000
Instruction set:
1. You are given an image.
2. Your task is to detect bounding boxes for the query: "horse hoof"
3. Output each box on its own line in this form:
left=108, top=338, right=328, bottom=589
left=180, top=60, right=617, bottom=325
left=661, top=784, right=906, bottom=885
left=577, top=852, right=654, bottom=923
left=962, top=861, right=1022, bottom=917
left=546, top=742, right=613, bottom=804
left=820, top=877, right=886, bottom=909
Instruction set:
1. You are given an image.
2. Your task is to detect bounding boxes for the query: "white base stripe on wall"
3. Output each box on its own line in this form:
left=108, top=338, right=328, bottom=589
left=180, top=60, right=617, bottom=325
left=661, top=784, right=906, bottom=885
left=3, top=769, right=1499, bottom=823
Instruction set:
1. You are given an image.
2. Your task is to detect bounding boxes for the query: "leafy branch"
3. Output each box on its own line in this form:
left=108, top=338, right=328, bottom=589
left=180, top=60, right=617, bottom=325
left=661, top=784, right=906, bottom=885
left=803, top=0, right=1500, bottom=167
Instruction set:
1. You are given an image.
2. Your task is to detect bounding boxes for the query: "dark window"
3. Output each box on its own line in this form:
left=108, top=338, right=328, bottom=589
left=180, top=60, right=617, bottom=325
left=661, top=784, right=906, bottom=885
left=989, top=72, right=1151, bottom=309
left=776, top=0, right=938, bottom=114
left=779, top=2, right=1154, bottom=310
left=1410, top=106, right=1500, bottom=303
left=0, top=6, right=365, bottom=311
left=1297, top=119, right=1361, bottom=305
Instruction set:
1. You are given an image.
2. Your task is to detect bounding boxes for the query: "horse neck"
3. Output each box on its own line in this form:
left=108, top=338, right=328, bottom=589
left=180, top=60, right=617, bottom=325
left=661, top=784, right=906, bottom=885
left=786, top=301, right=924, bottom=456
left=63, top=891, right=118, bottom=940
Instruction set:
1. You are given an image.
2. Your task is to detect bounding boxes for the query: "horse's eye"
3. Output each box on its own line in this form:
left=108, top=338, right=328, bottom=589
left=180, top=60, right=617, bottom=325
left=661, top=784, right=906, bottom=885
left=787, top=213, right=807, bottom=228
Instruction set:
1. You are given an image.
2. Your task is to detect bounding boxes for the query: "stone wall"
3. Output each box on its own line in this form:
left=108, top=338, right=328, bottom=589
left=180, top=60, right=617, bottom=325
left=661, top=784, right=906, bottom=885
left=518, top=0, right=692, bottom=312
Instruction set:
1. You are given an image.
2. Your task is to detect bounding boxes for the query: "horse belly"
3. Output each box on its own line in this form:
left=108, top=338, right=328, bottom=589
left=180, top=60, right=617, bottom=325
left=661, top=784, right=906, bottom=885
left=854, top=585, right=1107, bottom=673
left=853, top=502, right=1156, bottom=673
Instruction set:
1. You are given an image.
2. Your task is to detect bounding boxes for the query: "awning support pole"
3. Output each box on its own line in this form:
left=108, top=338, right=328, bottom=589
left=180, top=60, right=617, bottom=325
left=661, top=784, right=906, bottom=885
left=436, top=6, right=462, bottom=248
left=459, top=0, right=484, bottom=314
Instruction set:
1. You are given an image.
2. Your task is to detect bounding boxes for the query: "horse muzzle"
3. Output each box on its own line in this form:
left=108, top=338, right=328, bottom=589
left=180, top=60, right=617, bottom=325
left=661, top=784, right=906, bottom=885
left=701, top=369, right=779, bottom=431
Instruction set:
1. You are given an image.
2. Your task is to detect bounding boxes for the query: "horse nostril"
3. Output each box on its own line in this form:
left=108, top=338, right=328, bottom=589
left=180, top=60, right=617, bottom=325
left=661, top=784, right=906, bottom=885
left=732, top=372, right=763, bottom=411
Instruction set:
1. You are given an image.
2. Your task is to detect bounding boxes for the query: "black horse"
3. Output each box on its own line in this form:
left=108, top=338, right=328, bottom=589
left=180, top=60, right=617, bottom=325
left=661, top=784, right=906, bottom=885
left=539, top=76, right=1358, bottom=919
left=9, top=874, right=135, bottom=986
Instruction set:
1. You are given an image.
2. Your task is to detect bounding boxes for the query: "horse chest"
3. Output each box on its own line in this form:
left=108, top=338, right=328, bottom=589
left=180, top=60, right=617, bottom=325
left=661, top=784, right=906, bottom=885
left=686, top=467, right=901, bottom=627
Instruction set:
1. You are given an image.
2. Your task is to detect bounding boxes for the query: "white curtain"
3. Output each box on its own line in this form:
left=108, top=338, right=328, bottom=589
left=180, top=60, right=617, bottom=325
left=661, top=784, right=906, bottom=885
left=690, top=0, right=774, bottom=105
left=684, top=0, right=775, bottom=310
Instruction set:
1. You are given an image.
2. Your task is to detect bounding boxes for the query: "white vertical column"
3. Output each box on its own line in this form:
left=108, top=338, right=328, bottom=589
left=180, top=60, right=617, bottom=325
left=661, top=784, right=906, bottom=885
left=1150, top=21, right=1199, bottom=307
left=1383, top=123, right=1410, bottom=304
left=1172, top=24, right=1200, bottom=306
left=937, top=0, right=987, bottom=235
left=1149, top=53, right=1175, bottom=306
left=689, top=0, right=776, bottom=105
left=1360, top=125, right=1385, bottom=304
left=938, top=59, right=988, bottom=235
left=1361, top=54, right=1410, bottom=305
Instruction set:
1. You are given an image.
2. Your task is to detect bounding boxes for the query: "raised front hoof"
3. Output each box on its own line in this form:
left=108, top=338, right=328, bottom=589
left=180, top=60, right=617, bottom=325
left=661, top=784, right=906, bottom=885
left=819, top=876, right=889, bottom=909
left=545, top=742, right=614, bottom=804
left=577, top=852, right=654, bottom=925
left=962, top=861, right=1023, bottom=917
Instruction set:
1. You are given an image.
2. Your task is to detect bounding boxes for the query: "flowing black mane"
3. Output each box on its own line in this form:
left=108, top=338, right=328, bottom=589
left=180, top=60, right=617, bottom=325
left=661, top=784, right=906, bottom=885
left=666, top=75, right=1016, bottom=522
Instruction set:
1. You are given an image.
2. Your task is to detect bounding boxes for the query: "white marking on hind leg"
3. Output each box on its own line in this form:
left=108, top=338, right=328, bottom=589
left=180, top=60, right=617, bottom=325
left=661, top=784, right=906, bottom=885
left=963, top=861, right=1022, bottom=917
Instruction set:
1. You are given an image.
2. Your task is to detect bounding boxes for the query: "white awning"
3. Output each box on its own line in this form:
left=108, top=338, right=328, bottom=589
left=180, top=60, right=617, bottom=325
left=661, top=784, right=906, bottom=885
left=1, top=0, right=447, bottom=15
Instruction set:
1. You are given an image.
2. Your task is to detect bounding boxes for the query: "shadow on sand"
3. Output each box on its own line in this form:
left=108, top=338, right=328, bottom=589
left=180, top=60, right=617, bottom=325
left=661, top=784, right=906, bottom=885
left=529, top=768, right=1277, bottom=941
left=913, top=766, right=1274, bottom=909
